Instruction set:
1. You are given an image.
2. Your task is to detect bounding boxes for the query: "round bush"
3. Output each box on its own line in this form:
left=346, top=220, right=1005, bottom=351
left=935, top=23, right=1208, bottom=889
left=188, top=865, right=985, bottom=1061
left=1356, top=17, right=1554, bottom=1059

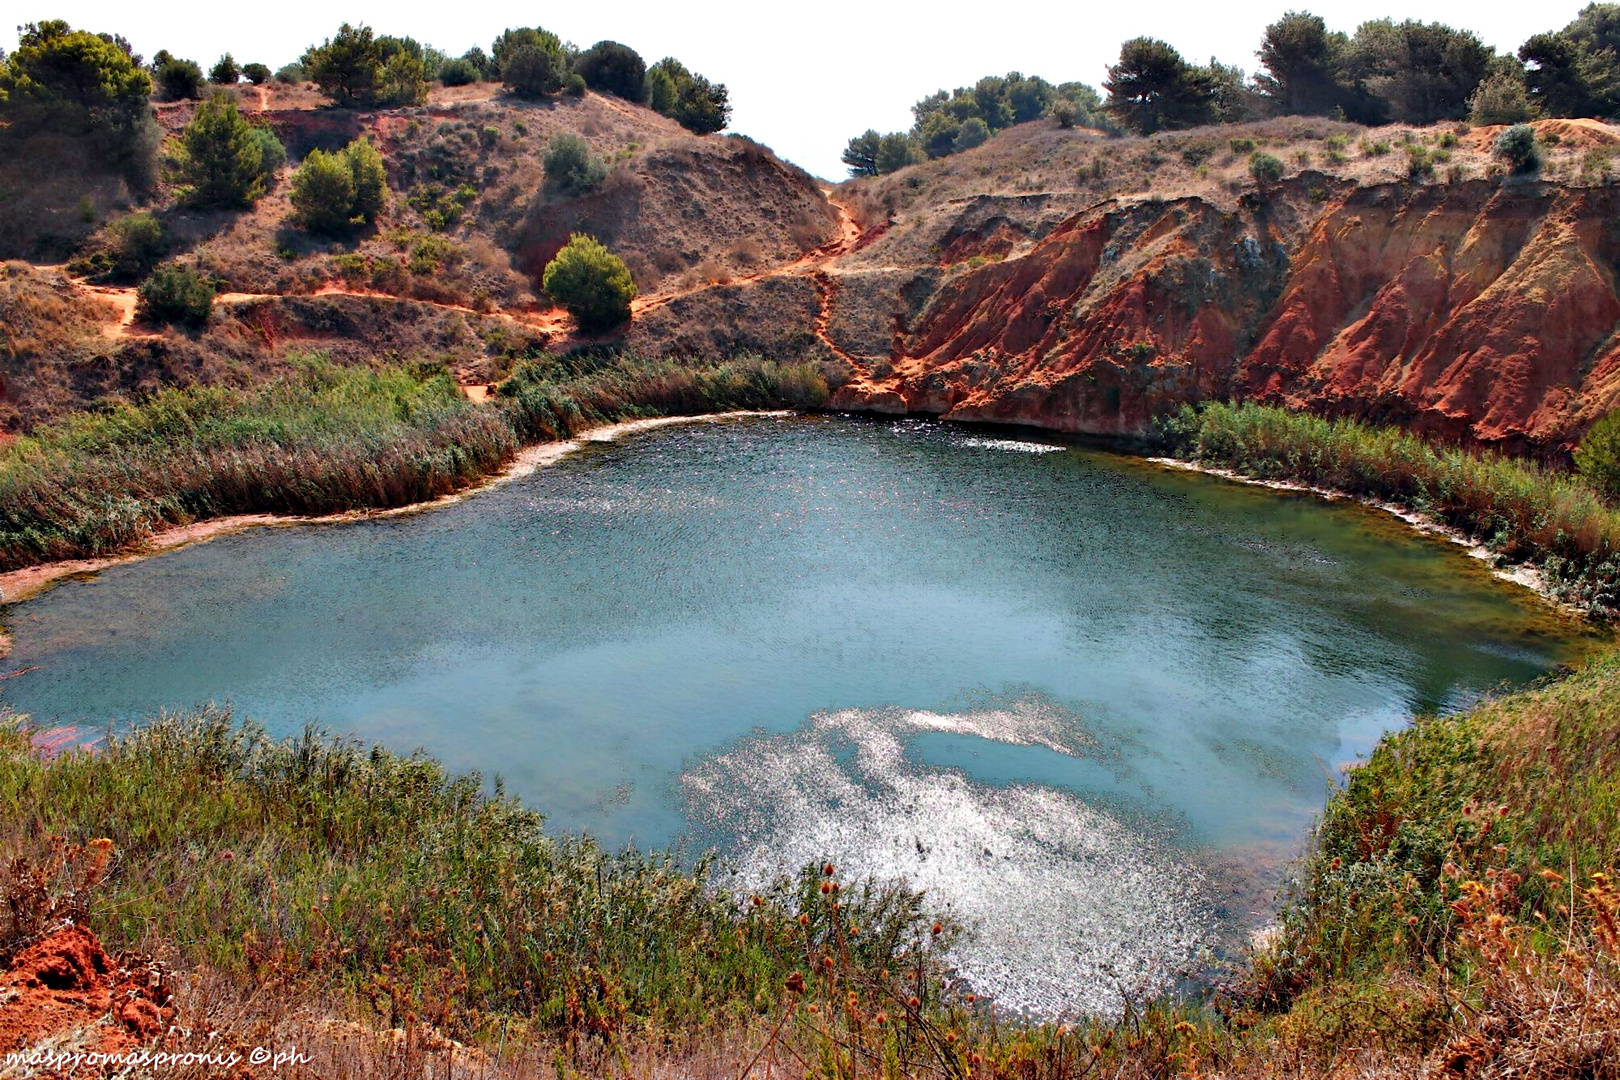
left=542, top=234, right=637, bottom=332
left=1494, top=124, right=1543, bottom=175
left=1249, top=151, right=1285, bottom=186
left=438, top=57, right=479, bottom=87
left=136, top=263, right=215, bottom=327
left=289, top=148, right=357, bottom=234
left=502, top=45, right=559, bottom=98
left=573, top=41, right=646, bottom=101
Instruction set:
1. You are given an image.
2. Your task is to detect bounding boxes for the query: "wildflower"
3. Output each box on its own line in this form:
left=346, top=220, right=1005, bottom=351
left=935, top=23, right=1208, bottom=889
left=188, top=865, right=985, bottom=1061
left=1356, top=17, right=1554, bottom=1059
left=931, top=922, right=943, bottom=936
left=821, top=955, right=834, bottom=969
left=821, top=881, right=832, bottom=895
left=219, top=850, right=235, bottom=863
left=964, top=993, right=976, bottom=1004
left=874, top=1011, right=888, bottom=1024
left=785, top=971, right=805, bottom=994
left=806, top=1003, right=819, bottom=1014
left=908, top=995, right=921, bottom=1009
left=823, top=863, right=836, bottom=876
left=752, top=894, right=764, bottom=906
left=798, top=913, right=810, bottom=926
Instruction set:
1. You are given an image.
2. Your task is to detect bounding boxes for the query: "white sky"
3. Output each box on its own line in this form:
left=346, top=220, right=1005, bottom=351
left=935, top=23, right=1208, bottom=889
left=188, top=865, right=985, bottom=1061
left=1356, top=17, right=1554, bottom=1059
left=5, top=1, right=1591, bottom=179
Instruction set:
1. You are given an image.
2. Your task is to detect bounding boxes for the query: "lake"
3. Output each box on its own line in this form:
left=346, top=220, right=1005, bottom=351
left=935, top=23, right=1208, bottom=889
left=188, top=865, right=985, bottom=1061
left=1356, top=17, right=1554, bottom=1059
left=0, top=413, right=1601, bottom=1014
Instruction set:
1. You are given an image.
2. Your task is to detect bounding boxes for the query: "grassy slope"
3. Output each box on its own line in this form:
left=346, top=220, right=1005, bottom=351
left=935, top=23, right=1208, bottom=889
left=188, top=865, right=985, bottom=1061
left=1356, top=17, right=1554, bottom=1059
left=2, top=653, right=1617, bottom=1076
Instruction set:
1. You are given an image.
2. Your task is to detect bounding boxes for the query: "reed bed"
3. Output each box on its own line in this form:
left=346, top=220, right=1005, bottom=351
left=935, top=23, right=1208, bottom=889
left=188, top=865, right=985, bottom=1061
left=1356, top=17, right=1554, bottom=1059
left=1162, top=402, right=1620, bottom=612
left=0, top=352, right=830, bottom=573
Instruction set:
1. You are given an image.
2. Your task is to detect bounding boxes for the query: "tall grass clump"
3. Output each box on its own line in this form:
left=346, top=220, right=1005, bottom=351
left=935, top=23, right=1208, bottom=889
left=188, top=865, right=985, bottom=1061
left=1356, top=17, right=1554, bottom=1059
left=0, top=710, right=954, bottom=1042
left=1161, top=402, right=1620, bottom=612
left=497, top=352, right=828, bottom=442
left=0, top=355, right=515, bottom=570
left=1249, top=652, right=1620, bottom=1069
left=0, top=352, right=831, bottom=572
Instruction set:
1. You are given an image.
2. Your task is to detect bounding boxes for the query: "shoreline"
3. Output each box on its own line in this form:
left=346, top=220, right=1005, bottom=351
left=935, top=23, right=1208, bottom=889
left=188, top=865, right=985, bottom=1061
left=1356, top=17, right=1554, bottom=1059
left=0, top=411, right=792, bottom=652
left=1144, top=455, right=1573, bottom=613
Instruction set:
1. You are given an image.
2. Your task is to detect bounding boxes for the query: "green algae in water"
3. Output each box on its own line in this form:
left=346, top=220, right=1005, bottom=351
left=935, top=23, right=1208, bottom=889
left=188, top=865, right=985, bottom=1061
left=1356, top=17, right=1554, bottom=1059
left=0, top=415, right=1604, bottom=1015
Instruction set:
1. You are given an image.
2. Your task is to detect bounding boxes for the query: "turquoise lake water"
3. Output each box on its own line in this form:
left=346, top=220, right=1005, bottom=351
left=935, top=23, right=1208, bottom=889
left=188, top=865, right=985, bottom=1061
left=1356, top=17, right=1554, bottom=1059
left=0, top=414, right=1602, bottom=1014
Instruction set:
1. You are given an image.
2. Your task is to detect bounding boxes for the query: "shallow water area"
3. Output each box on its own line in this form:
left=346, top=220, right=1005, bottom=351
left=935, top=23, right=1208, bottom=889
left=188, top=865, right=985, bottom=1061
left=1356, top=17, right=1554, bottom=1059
left=0, top=414, right=1603, bottom=1015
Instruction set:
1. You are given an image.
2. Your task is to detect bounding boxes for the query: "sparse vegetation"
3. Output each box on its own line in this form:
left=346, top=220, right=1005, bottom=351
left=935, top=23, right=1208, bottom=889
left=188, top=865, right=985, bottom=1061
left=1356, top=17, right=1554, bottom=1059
left=541, top=133, right=609, bottom=196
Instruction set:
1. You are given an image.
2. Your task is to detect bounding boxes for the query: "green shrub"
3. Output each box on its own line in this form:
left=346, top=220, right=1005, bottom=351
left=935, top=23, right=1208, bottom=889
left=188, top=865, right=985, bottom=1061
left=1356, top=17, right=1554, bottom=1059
left=103, top=212, right=169, bottom=278
left=1494, top=124, right=1543, bottom=175
left=1230, top=135, right=1258, bottom=154
left=172, top=93, right=279, bottom=208
left=301, top=23, right=379, bottom=106
left=153, top=53, right=203, bottom=100
left=289, top=149, right=356, bottom=233
left=437, top=57, right=479, bottom=86
left=953, top=117, right=990, bottom=152
left=1576, top=411, right=1620, bottom=501
left=289, top=138, right=387, bottom=234
left=274, top=62, right=305, bottom=84
left=542, top=133, right=608, bottom=196
left=242, top=62, right=272, bottom=85
left=1051, top=97, right=1078, bottom=128
left=346, top=137, right=388, bottom=223
left=573, top=40, right=646, bottom=101
left=1248, top=150, right=1284, bottom=186
left=135, top=262, right=214, bottom=327
left=1359, top=137, right=1391, bottom=156
left=542, top=233, right=637, bottom=331
left=209, top=53, right=240, bottom=85
left=645, top=57, right=730, bottom=134
left=501, top=44, right=562, bottom=98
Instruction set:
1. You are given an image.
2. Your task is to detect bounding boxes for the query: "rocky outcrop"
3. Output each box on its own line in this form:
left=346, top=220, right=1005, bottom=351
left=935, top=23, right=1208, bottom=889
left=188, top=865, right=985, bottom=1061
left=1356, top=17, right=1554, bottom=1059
left=829, top=178, right=1620, bottom=454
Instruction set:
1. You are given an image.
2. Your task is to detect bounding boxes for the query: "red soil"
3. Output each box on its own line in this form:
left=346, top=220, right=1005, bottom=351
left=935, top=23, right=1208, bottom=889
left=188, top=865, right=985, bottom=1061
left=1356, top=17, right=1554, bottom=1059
left=832, top=178, right=1620, bottom=454
left=0, top=926, right=174, bottom=1059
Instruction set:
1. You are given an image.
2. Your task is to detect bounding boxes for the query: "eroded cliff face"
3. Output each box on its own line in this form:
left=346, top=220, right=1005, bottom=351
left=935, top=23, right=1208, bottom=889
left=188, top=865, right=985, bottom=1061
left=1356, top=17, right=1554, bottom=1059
left=828, top=178, right=1620, bottom=453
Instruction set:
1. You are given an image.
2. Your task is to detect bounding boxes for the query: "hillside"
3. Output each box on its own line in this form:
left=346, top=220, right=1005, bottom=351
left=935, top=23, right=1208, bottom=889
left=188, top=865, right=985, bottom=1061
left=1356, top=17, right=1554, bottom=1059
left=9, top=78, right=1620, bottom=458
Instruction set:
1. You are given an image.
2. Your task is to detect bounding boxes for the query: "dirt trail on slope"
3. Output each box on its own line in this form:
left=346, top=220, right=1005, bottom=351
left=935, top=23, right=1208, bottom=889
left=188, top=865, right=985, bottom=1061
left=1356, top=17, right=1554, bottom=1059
left=48, top=191, right=870, bottom=382
left=631, top=194, right=865, bottom=319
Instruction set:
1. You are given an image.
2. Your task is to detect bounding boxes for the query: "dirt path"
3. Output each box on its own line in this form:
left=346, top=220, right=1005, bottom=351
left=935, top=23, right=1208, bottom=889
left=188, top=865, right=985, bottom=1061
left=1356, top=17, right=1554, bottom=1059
left=47, top=192, right=870, bottom=384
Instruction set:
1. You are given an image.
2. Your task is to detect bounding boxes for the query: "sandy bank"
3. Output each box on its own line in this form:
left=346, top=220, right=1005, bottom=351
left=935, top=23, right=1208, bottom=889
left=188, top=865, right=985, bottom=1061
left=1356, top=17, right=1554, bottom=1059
left=0, top=411, right=792, bottom=634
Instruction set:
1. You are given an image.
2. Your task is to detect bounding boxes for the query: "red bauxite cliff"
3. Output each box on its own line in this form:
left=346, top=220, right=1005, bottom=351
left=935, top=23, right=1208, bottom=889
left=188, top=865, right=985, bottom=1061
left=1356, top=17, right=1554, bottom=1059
left=830, top=178, right=1620, bottom=454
